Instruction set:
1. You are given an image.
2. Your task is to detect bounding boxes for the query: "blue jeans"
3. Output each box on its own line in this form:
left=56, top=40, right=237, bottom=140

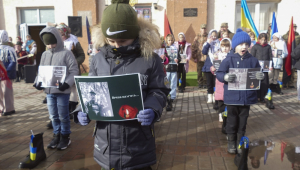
left=166, top=72, right=177, bottom=99
left=47, top=93, right=71, bottom=135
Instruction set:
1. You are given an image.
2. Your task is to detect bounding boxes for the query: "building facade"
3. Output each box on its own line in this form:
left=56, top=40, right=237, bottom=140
left=0, top=0, right=299, bottom=72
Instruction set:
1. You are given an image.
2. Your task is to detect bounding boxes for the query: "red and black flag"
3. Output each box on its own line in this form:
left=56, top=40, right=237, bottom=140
left=282, top=17, right=296, bottom=84
left=164, top=10, right=173, bottom=39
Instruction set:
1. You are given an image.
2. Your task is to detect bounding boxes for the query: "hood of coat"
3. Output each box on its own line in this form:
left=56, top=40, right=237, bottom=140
left=39, top=27, right=64, bottom=52
left=91, top=17, right=161, bottom=59
left=208, top=29, right=218, bottom=38
left=0, top=30, right=9, bottom=45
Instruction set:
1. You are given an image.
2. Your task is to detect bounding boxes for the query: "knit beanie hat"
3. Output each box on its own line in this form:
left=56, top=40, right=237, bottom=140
left=101, top=0, right=140, bottom=39
left=42, top=33, right=57, bottom=45
left=231, top=28, right=251, bottom=50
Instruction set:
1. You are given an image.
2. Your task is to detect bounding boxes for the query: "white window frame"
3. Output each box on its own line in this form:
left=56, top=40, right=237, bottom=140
left=18, top=7, right=55, bottom=26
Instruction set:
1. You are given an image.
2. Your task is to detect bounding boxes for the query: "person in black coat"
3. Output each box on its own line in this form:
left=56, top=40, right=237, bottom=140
left=291, top=43, right=300, bottom=102
left=251, top=33, right=273, bottom=102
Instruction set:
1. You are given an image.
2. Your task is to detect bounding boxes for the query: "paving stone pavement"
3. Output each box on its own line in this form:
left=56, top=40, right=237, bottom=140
left=0, top=81, right=300, bottom=170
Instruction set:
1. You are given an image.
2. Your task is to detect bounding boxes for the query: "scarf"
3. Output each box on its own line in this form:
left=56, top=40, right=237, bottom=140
left=178, top=41, right=186, bottom=45
left=256, top=42, right=268, bottom=47
left=178, top=42, right=186, bottom=54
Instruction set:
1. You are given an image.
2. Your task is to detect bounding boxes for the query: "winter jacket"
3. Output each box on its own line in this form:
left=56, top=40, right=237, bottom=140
left=37, top=27, right=79, bottom=94
left=16, top=50, right=28, bottom=65
left=269, top=34, right=288, bottom=69
left=174, top=41, right=192, bottom=73
left=0, top=30, right=17, bottom=80
left=191, top=32, right=208, bottom=63
left=291, top=43, right=300, bottom=70
left=251, top=43, right=273, bottom=61
left=64, top=34, right=85, bottom=74
left=251, top=43, right=273, bottom=69
left=282, top=31, right=300, bottom=46
left=88, top=18, right=170, bottom=170
left=216, top=52, right=261, bottom=105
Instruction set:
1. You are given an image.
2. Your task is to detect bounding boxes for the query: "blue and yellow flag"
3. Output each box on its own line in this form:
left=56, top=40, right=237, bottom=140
left=271, top=12, right=278, bottom=40
left=241, top=0, right=259, bottom=38
left=30, top=135, right=37, bottom=161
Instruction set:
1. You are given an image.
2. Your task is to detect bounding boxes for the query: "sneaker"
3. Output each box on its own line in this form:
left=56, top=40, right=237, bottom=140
left=57, top=134, right=71, bottom=150
left=219, top=113, right=223, bottom=123
left=47, top=133, right=60, bottom=149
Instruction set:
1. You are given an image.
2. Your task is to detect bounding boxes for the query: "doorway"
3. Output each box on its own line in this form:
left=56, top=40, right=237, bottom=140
left=28, top=26, right=46, bottom=71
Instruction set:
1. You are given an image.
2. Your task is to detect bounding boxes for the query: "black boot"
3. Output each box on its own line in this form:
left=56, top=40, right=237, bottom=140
left=269, top=84, right=277, bottom=93
left=276, top=84, right=283, bottom=95
left=236, top=133, right=244, bottom=154
left=46, top=121, right=53, bottom=129
left=221, top=116, right=227, bottom=134
left=227, top=134, right=237, bottom=154
left=166, top=98, right=173, bottom=111
left=57, top=134, right=71, bottom=150
left=213, top=100, right=219, bottom=110
left=42, top=97, right=47, bottom=104
left=19, top=133, right=46, bottom=169
left=266, top=99, right=275, bottom=109
left=15, top=77, right=20, bottom=82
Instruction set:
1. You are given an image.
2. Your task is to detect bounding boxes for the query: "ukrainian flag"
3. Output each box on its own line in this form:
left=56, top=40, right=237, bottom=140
left=30, top=135, right=37, bottom=161
left=241, top=0, right=259, bottom=38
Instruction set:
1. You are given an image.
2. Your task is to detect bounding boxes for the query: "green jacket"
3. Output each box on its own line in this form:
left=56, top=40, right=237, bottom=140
left=70, top=42, right=85, bottom=75
left=282, top=31, right=300, bottom=46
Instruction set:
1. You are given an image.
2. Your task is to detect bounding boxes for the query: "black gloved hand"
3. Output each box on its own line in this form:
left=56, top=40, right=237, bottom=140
left=33, top=82, right=44, bottom=90
left=58, top=82, right=70, bottom=91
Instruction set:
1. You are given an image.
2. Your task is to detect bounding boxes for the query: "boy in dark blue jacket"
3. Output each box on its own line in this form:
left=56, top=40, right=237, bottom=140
left=216, top=28, right=264, bottom=154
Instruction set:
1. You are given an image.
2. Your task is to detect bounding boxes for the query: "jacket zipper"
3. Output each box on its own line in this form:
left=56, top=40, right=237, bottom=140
left=48, top=50, right=54, bottom=94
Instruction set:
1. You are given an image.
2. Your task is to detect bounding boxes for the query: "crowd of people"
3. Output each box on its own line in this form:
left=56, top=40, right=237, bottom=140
left=1, top=0, right=300, bottom=169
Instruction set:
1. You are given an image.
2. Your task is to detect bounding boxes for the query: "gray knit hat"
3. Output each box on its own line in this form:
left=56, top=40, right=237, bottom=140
left=101, top=0, right=140, bottom=39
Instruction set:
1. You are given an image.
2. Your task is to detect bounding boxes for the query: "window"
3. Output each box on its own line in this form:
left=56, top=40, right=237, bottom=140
left=135, top=6, right=152, bottom=22
left=235, top=3, right=277, bottom=32
left=20, top=8, right=55, bottom=24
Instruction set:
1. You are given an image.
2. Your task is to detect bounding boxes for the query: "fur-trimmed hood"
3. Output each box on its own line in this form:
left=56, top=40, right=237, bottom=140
left=92, top=17, right=161, bottom=59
